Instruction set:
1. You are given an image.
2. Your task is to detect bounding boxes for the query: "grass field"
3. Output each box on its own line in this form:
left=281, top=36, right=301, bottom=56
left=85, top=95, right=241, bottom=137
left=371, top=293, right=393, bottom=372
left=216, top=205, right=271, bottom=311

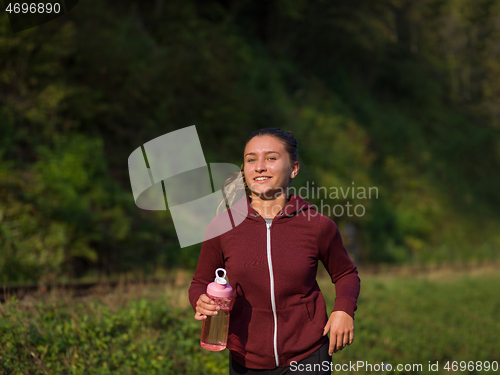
left=1, top=265, right=499, bottom=374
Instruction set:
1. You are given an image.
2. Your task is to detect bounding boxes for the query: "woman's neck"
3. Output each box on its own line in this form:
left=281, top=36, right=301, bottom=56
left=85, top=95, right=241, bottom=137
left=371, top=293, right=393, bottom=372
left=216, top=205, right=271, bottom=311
left=249, top=193, right=289, bottom=218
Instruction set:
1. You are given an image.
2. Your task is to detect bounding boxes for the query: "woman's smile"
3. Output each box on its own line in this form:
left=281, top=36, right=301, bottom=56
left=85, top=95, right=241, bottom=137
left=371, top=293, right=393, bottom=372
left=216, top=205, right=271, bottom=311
left=254, top=176, right=272, bottom=183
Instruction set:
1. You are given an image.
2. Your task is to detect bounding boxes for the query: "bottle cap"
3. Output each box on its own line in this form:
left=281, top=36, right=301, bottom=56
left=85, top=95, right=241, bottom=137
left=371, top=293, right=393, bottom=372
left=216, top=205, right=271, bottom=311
left=206, top=268, right=233, bottom=298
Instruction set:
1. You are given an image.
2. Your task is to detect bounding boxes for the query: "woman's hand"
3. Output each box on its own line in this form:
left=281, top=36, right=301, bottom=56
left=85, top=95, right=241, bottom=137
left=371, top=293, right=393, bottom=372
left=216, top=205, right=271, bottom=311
left=323, top=310, right=354, bottom=355
left=194, top=293, right=220, bottom=321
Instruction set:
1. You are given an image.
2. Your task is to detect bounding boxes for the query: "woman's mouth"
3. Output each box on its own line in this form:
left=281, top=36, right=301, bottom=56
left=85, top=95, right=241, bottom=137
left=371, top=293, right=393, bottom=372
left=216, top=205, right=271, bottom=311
left=254, top=176, right=271, bottom=183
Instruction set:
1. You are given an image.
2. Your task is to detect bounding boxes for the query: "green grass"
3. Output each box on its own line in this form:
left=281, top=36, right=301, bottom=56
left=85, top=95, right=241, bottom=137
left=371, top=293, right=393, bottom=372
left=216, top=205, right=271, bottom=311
left=324, top=266, right=500, bottom=374
left=1, top=266, right=499, bottom=374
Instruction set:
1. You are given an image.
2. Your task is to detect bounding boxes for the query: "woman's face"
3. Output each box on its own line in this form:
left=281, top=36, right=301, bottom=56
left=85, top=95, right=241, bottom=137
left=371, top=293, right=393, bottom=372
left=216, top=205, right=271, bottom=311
left=243, top=135, right=298, bottom=199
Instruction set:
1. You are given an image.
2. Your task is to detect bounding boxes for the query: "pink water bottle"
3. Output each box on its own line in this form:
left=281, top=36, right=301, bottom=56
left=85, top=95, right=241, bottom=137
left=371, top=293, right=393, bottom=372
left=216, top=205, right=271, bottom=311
left=200, top=268, right=233, bottom=351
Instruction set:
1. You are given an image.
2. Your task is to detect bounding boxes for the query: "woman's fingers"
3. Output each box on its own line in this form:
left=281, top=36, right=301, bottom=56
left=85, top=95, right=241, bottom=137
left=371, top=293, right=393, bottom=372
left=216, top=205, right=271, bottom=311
left=194, top=312, right=206, bottom=321
left=335, top=330, right=354, bottom=353
left=342, top=330, right=350, bottom=348
left=325, top=311, right=354, bottom=354
left=328, top=329, right=354, bottom=354
left=195, top=294, right=220, bottom=319
left=199, top=294, right=213, bottom=305
left=347, top=327, right=354, bottom=345
left=335, top=332, right=344, bottom=353
left=328, top=337, right=333, bottom=355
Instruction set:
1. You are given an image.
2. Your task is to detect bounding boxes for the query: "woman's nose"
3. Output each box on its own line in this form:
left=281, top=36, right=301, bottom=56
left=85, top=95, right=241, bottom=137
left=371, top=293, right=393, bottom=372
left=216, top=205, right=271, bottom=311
left=255, top=159, right=266, bottom=172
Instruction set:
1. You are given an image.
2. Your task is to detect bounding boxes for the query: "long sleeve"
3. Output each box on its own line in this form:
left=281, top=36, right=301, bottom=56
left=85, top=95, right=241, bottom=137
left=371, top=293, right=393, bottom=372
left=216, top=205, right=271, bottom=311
left=317, top=216, right=361, bottom=319
left=188, top=220, right=225, bottom=312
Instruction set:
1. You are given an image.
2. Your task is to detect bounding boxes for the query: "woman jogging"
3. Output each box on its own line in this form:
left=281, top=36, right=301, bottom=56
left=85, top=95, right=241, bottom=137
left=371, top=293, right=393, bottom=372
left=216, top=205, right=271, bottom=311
left=189, top=128, right=360, bottom=374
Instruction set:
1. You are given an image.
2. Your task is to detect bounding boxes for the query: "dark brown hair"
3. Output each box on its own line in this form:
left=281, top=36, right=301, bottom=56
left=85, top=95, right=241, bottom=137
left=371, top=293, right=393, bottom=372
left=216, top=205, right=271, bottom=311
left=245, top=128, right=298, bottom=166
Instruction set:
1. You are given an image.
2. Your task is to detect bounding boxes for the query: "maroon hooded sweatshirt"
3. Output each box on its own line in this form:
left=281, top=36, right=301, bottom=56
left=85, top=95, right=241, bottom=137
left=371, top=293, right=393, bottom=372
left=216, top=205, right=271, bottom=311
left=189, top=194, right=360, bottom=370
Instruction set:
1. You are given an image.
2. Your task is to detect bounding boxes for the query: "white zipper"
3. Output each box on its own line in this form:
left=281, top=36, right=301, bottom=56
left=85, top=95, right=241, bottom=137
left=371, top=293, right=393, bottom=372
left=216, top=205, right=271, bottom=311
left=266, top=221, right=279, bottom=367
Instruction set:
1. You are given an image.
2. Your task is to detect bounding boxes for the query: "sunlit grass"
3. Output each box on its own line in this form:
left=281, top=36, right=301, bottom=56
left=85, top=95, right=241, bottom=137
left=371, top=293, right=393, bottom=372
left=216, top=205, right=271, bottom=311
left=0, top=266, right=499, bottom=374
left=320, top=265, right=500, bottom=374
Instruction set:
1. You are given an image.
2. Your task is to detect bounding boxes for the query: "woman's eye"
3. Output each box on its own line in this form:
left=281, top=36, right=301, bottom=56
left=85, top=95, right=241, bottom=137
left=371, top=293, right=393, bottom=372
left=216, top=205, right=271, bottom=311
left=267, top=157, right=276, bottom=161
left=247, top=159, right=255, bottom=162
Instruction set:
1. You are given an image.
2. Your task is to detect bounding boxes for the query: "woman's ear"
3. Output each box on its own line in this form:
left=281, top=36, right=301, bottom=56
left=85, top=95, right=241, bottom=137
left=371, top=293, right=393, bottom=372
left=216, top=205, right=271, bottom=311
left=291, top=161, right=299, bottom=178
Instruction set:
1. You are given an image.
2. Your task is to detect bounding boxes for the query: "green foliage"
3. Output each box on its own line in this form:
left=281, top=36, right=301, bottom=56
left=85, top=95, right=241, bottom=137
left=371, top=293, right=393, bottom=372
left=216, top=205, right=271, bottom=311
left=0, top=295, right=227, bottom=374
left=1, top=0, right=500, bottom=281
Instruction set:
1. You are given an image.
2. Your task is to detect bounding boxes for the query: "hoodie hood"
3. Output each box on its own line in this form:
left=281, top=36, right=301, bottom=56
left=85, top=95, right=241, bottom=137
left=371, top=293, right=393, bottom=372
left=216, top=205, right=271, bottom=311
left=229, top=194, right=313, bottom=223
